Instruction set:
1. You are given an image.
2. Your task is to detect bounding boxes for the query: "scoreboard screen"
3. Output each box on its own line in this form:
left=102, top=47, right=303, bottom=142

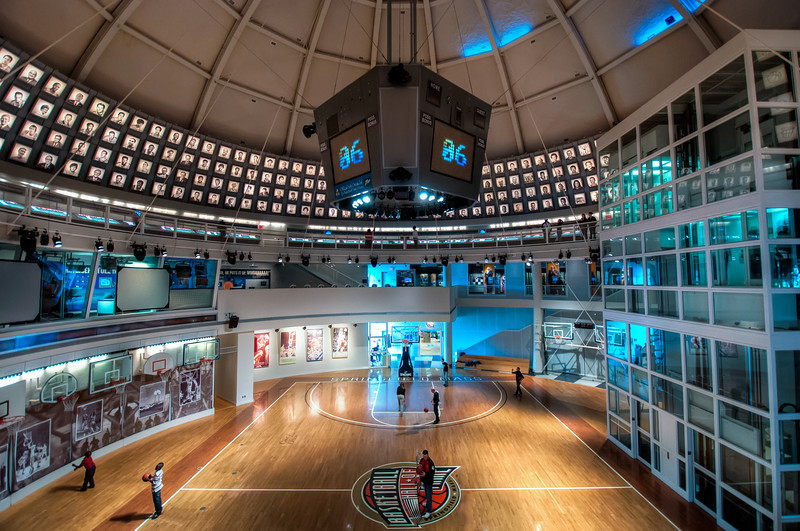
left=329, top=121, right=371, bottom=184
left=430, top=120, right=475, bottom=182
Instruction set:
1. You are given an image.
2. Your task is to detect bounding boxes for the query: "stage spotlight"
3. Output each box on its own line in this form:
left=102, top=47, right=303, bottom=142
left=521, top=254, right=527, bottom=262
left=432, top=256, right=437, bottom=264
left=388, top=63, right=411, bottom=85
left=499, top=254, right=507, bottom=266
left=52, top=232, right=62, bottom=247
left=377, top=190, right=386, bottom=200
left=347, top=256, right=352, bottom=264
left=247, top=252, right=253, bottom=261
left=370, top=256, right=378, bottom=267
left=239, top=251, right=245, bottom=261
left=302, top=255, right=310, bottom=266
left=107, top=240, right=114, bottom=253
left=17, top=226, right=38, bottom=258
left=321, top=255, right=326, bottom=264
left=441, top=256, right=449, bottom=266
left=491, top=255, right=496, bottom=263
left=226, top=250, right=237, bottom=265
left=153, top=245, right=161, bottom=257
left=161, top=247, right=168, bottom=257
left=386, top=190, right=395, bottom=200
left=284, top=255, right=290, bottom=263
left=39, top=229, right=49, bottom=246
left=132, top=243, right=146, bottom=261
left=228, top=315, right=239, bottom=329
left=195, top=249, right=202, bottom=258
left=302, top=123, right=317, bottom=138
left=327, top=256, right=331, bottom=264
left=203, top=250, right=210, bottom=259
left=484, top=255, right=489, bottom=264
left=566, top=250, right=572, bottom=259
left=558, top=250, right=564, bottom=259
left=354, top=256, right=359, bottom=264
left=423, top=256, right=428, bottom=264
left=94, top=238, right=104, bottom=252
left=278, top=254, right=283, bottom=263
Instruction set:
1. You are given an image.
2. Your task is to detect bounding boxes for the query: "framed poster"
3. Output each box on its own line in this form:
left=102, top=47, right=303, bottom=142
left=279, top=331, right=297, bottom=365
left=179, top=369, right=201, bottom=406
left=306, top=329, right=323, bottom=362
left=254, top=332, right=269, bottom=368
left=75, top=399, right=103, bottom=441
left=15, top=420, right=50, bottom=481
left=332, top=327, right=349, bottom=358
left=138, top=381, right=166, bottom=418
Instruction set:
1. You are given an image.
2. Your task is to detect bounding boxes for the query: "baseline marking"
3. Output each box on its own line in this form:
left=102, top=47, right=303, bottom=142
left=183, top=487, right=351, bottom=492
left=522, top=384, right=680, bottom=530
left=461, top=485, right=633, bottom=491
left=135, top=382, right=297, bottom=529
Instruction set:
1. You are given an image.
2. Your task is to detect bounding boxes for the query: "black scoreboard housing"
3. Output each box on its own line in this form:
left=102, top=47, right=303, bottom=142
left=313, top=64, right=491, bottom=210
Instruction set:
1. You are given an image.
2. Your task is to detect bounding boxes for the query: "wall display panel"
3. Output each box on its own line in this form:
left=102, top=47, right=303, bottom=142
left=752, top=50, right=795, bottom=103
left=279, top=331, right=297, bottom=364
left=306, top=329, right=323, bottom=362
left=15, top=419, right=51, bottom=482
left=179, top=369, right=201, bottom=406
left=758, top=107, right=799, bottom=149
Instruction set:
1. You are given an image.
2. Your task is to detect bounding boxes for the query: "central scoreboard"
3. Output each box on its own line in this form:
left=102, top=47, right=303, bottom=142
left=312, top=64, right=491, bottom=215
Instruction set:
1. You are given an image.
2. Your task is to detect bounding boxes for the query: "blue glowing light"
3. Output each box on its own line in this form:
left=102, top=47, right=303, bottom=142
left=419, top=191, right=428, bottom=200
left=633, top=0, right=706, bottom=46
left=338, top=139, right=365, bottom=170
left=499, top=24, right=532, bottom=46
left=441, top=139, right=468, bottom=167
left=463, top=24, right=533, bottom=57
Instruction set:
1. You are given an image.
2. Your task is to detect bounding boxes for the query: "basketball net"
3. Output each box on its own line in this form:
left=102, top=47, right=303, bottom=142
left=0, top=415, right=25, bottom=437
left=157, top=368, right=172, bottom=384
left=59, top=393, right=79, bottom=413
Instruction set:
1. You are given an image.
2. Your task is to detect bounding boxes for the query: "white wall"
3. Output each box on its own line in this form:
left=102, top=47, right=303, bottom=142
left=253, top=324, right=368, bottom=381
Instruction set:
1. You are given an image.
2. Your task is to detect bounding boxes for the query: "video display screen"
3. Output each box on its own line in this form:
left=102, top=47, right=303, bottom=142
left=329, top=121, right=371, bottom=184
left=430, top=120, right=475, bottom=182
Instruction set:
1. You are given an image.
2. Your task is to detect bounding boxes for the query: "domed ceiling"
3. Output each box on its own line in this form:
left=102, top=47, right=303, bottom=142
left=1, top=0, right=797, bottom=163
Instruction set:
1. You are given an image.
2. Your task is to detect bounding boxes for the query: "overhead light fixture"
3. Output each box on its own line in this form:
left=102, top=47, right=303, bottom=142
left=347, top=256, right=352, bottom=264
left=153, top=245, right=161, bottom=257
left=17, top=226, right=38, bottom=258
left=327, top=256, right=331, bottom=264
left=107, top=240, right=114, bottom=253
left=321, top=255, right=326, bottom=264
left=354, top=256, right=359, bottom=264
left=39, top=229, right=49, bottom=246
left=239, top=251, right=245, bottom=261
left=441, top=256, right=449, bottom=266
left=432, top=256, right=437, bottom=264
left=499, top=254, right=507, bottom=266
left=195, top=249, right=202, bottom=258
left=226, top=250, right=237, bottom=265
left=301, top=254, right=310, bottom=266
left=203, top=249, right=210, bottom=259
left=278, top=254, right=283, bottom=263
left=302, top=123, right=317, bottom=138
left=370, top=256, right=378, bottom=267
left=94, top=238, right=104, bottom=252
left=161, top=247, right=168, bottom=257
left=566, top=250, right=572, bottom=259
left=558, top=250, right=564, bottom=260
left=423, top=256, right=428, bottom=264
left=132, top=243, right=146, bottom=261
left=484, top=255, right=489, bottom=264
left=387, top=63, right=411, bottom=85
left=52, top=232, right=62, bottom=247
left=248, top=253, right=253, bottom=261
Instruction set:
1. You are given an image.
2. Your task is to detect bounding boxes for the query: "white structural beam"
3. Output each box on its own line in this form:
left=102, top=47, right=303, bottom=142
left=421, top=0, right=437, bottom=71
left=191, top=0, right=264, bottom=129
left=473, top=0, right=524, bottom=153
left=284, top=0, right=332, bottom=154
left=546, top=0, right=616, bottom=127
left=370, top=0, right=383, bottom=68
left=72, top=0, right=143, bottom=82
left=667, top=0, right=721, bottom=53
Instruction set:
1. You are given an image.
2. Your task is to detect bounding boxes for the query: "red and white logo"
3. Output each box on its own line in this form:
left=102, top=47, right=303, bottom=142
left=351, top=462, right=460, bottom=528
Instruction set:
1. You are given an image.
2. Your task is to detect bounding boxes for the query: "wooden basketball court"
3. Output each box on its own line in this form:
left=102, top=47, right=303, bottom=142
left=0, top=368, right=716, bottom=530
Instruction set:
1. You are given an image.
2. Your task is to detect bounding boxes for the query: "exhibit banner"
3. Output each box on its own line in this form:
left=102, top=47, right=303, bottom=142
left=306, top=329, right=323, bottom=362
left=332, top=326, right=349, bottom=359
left=254, top=332, right=270, bottom=368
left=280, top=331, right=297, bottom=364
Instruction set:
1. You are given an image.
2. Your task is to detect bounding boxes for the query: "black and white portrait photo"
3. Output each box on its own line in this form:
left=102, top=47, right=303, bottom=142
left=179, top=369, right=201, bottom=406
left=0, top=445, right=7, bottom=491
left=139, top=382, right=166, bottom=418
left=75, top=399, right=103, bottom=441
left=15, top=420, right=50, bottom=481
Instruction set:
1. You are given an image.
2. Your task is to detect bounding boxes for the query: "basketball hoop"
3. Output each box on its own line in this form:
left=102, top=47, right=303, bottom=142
left=156, top=368, right=172, bottom=384
left=199, top=359, right=214, bottom=372
left=0, top=415, right=25, bottom=436
left=58, top=393, right=79, bottom=413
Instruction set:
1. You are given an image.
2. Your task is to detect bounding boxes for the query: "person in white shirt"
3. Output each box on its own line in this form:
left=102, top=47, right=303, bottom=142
left=147, top=462, right=164, bottom=519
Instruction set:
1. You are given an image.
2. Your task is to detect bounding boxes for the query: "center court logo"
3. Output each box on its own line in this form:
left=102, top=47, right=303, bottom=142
left=351, top=462, right=460, bottom=528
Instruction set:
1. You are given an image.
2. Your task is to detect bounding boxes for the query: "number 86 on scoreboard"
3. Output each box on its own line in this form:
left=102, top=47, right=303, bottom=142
left=441, top=139, right=468, bottom=167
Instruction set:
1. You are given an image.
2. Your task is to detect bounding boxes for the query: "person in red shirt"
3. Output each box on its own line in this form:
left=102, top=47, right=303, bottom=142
left=418, top=450, right=436, bottom=519
left=72, top=451, right=96, bottom=491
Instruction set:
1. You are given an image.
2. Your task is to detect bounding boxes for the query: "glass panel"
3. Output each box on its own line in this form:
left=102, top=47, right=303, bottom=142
left=686, top=336, right=711, bottom=391
left=647, top=290, right=678, bottom=318
left=609, top=416, right=631, bottom=449
left=752, top=50, right=796, bottom=103
left=637, top=400, right=651, bottom=433
left=782, top=470, right=800, bottom=516
left=604, top=259, right=624, bottom=285
left=622, top=168, right=639, bottom=198
left=652, top=375, right=684, bottom=418
left=633, top=369, right=649, bottom=401
left=700, top=56, right=748, bottom=125
left=708, top=210, right=759, bottom=245
left=711, top=246, right=763, bottom=287
left=705, top=111, right=753, bottom=167
left=640, top=107, right=669, bottom=158
left=721, top=489, right=758, bottom=531
left=650, top=328, right=681, bottom=379
left=604, top=288, right=625, bottom=311
left=781, top=420, right=800, bottom=465
left=706, top=157, right=756, bottom=203
left=599, top=141, right=619, bottom=181
left=638, top=432, right=651, bottom=464
left=721, top=444, right=773, bottom=510
left=674, top=136, right=700, bottom=177
left=713, top=292, right=765, bottom=330
left=695, top=469, right=717, bottom=511
left=625, top=234, right=642, bottom=254
left=603, top=237, right=624, bottom=257
left=682, top=291, right=709, bottom=323
left=628, top=289, right=646, bottom=314
left=609, top=386, right=631, bottom=422
left=600, top=175, right=620, bottom=205
left=623, top=199, right=640, bottom=224
left=720, top=402, right=771, bottom=460
left=762, top=153, right=800, bottom=190
left=606, top=320, right=627, bottom=360
left=621, top=128, right=638, bottom=168
left=601, top=205, right=622, bottom=230
left=630, top=324, right=647, bottom=368
left=672, top=89, right=698, bottom=141
left=90, top=253, right=162, bottom=316
left=37, top=250, right=97, bottom=321
left=642, top=186, right=673, bottom=220
left=641, top=152, right=672, bottom=191
left=675, top=175, right=703, bottom=211
left=770, top=244, right=800, bottom=288
left=646, top=254, right=678, bottom=286
left=681, top=251, right=707, bottom=286
left=759, top=107, right=799, bottom=149
left=766, top=207, right=800, bottom=238
left=644, top=227, right=676, bottom=253
left=627, top=258, right=644, bottom=285
left=776, top=351, right=800, bottom=416
left=774, top=294, right=800, bottom=330
left=717, top=341, right=770, bottom=411
left=608, top=358, right=629, bottom=392
left=688, top=389, right=714, bottom=432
